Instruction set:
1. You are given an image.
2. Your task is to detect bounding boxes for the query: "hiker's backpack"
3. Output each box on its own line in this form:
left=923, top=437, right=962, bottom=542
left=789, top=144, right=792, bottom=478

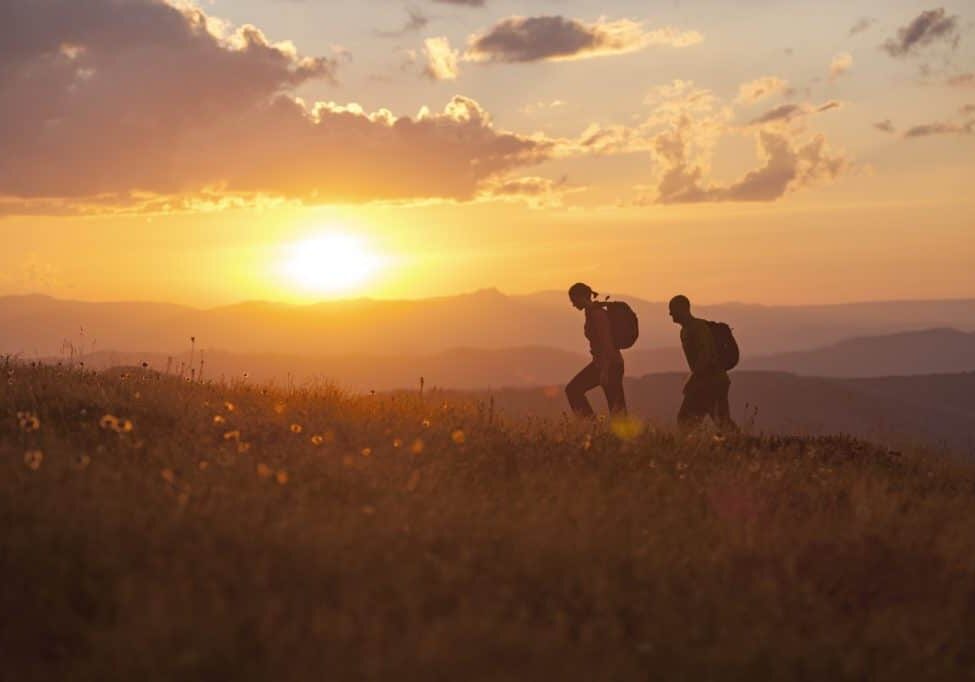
left=708, top=321, right=740, bottom=371
left=601, top=300, right=640, bottom=349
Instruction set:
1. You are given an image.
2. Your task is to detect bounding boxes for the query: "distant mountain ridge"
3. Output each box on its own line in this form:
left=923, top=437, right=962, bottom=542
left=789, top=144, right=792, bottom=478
left=37, top=326, right=975, bottom=391
left=743, top=328, right=975, bottom=377
left=4, top=290, right=975, bottom=360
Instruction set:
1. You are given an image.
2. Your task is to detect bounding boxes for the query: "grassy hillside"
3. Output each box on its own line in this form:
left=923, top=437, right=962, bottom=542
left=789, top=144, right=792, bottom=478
left=3, top=361, right=975, bottom=681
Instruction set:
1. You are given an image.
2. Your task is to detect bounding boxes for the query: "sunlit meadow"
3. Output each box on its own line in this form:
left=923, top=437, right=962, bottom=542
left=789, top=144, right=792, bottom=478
left=3, top=358, right=975, bottom=681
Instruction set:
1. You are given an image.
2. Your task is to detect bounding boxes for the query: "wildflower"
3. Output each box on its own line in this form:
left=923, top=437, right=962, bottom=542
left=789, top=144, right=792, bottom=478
left=451, top=429, right=466, bottom=445
left=116, top=419, right=134, bottom=433
left=16, top=411, right=40, bottom=432
left=361, top=447, right=372, bottom=457
left=392, top=438, right=403, bottom=448
left=421, top=419, right=431, bottom=428
left=160, top=468, right=176, bottom=484
left=410, top=438, right=425, bottom=455
left=582, top=434, right=593, bottom=451
left=213, top=415, right=226, bottom=424
left=275, top=470, right=289, bottom=485
left=225, top=401, right=236, bottom=412
left=256, top=463, right=273, bottom=478
left=24, top=450, right=44, bottom=471
left=75, top=454, right=92, bottom=470
left=223, top=430, right=241, bottom=441
left=236, top=441, right=251, bottom=454
left=99, top=414, right=119, bottom=430
left=290, top=423, right=303, bottom=434
left=311, top=434, right=324, bottom=446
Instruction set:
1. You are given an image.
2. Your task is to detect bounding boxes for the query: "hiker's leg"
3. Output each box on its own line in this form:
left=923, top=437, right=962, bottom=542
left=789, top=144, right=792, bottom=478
left=566, top=362, right=600, bottom=417
left=678, top=389, right=708, bottom=431
left=602, top=361, right=627, bottom=416
left=713, top=379, right=739, bottom=433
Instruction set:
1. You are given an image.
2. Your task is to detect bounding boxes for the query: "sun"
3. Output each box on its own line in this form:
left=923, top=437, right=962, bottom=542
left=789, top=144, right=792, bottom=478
left=280, top=232, right=384, bottom=295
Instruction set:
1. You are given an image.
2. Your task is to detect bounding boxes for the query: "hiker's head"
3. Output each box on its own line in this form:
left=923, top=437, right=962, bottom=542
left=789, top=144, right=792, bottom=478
left=568, top=282, right=596, bottom=310
left=668, top=295, right=692, bottom=324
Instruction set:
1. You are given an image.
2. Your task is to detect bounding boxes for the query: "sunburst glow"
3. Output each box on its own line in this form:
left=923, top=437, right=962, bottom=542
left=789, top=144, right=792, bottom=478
left=280, top=232, right=384, bottom=295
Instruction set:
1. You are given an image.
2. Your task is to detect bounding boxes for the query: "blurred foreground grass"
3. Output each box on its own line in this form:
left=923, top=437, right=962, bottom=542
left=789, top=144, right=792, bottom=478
left=2, top=360, right=975, bottom=681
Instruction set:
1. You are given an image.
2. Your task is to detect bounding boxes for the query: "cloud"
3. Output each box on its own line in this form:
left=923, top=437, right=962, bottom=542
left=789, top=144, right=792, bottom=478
left=961, top=104, right=975, bottom=116
left=634, top=82, right=849, bottom=204
left=433, top=0, right=485, bottom=5
left=882, top=8, right=960, bottom=57
left=747, top=100, right=841, bottom=126
left=873, top=120, right=896, bottom=133
left=477, top=175, right=579, bottom=207
left=521, top=99, right=566, bottom=115
left=653, top=129, right=848, bottom=204
left=849, top=17, right=876, bottom=36
left=735, top=76, right=789, bottom=104
left=948, top=72, right=975, bottom=87
left=465, top=16, right=701, bottom=63
left=423, top=36, right=460, bottom=80
left=829, top=52, right=853, bottom=80
left=376, top=8, right=429, bottom=38
left=903, top=120, right=974, bottom=137
left=0, top=0, right=560, bottom=214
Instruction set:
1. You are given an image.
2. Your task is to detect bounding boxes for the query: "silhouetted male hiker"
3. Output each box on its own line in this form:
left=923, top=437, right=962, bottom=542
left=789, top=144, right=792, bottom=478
left=669, top=295, right=737, bottom=432
left=565, top=283, right=627, bottom=417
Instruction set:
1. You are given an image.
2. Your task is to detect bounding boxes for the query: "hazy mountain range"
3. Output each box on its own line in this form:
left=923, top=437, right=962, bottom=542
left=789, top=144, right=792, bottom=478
left=4, top=291, right=975, bottom=360
left=36, top=327, right=975, bottom=391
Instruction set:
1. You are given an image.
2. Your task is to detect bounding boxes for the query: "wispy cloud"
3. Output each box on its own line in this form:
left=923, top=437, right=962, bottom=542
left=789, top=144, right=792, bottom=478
left=465, top=16, right=701, bottom=63
left=849, top=17, right=876, bottom=36
left=376, top=8, right=428, bottom=38
left=736, top=76, right=789, bottom=104
left=882, top=8, right=960, bottom=57
left=748, top=101, right=841, bottom=126
left=903, top=120, right=973, bottom=138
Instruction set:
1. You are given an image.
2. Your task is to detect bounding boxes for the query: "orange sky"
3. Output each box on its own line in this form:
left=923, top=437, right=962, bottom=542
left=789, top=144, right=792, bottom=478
left=1, top=0, right=973, bottom=306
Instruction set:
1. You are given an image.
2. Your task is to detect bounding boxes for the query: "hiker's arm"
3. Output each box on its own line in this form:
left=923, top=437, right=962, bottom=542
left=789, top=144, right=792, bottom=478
left=684, top=325, right=709, bottom=373
left=591, top=307, right=622, bottom=369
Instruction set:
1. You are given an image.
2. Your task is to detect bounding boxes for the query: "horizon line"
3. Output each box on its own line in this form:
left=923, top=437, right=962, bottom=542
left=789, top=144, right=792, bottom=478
left=4, top=289, right=975, bottom=312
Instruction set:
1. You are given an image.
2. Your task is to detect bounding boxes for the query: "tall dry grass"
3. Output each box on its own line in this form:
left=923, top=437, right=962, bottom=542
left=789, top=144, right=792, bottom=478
left=2, top=359, right=974, bottom=681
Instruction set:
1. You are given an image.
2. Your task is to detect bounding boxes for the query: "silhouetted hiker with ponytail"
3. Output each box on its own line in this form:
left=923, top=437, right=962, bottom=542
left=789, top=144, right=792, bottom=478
left=565, top=283, right=631, bottom=417
left=669, top=295, right=739, bottom=433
